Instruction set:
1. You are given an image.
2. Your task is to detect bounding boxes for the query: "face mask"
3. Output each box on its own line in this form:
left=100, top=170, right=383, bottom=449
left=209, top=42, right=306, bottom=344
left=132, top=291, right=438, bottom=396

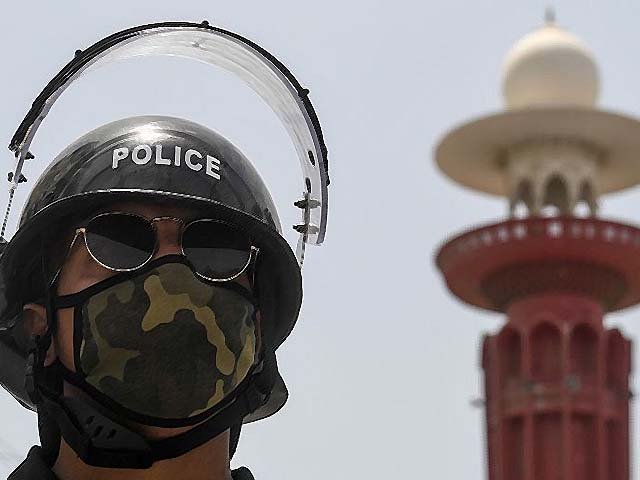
left=52, top=255, right=259, bottom=427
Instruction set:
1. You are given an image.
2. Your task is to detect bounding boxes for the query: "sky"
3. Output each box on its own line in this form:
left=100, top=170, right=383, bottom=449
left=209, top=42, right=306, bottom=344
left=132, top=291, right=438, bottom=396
left=2, top=1, right=640, bottom=479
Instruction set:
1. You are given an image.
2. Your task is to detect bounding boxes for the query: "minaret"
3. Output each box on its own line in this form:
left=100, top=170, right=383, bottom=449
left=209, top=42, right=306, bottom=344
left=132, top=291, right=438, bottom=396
left=435, top=14, right=640, bottom=480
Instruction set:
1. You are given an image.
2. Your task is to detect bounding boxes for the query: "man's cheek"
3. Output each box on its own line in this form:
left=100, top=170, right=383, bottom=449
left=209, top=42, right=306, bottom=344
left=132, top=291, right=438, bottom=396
left=56, top=244, right=116, bottom=296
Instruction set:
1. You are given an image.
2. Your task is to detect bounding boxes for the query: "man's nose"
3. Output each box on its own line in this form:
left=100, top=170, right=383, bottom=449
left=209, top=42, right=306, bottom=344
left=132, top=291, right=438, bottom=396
left=153, top=219, right=183, bottom=258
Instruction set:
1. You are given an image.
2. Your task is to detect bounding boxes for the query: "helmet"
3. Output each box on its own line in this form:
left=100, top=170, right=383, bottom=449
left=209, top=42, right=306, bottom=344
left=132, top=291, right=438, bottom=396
left=0, top=21, right=329, bottom=466
left=0, top=115, right=299, bottom=421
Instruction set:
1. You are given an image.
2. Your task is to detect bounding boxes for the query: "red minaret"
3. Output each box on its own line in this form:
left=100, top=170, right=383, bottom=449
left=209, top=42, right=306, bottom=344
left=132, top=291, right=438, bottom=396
left=435, top=14, right=640, bottom=480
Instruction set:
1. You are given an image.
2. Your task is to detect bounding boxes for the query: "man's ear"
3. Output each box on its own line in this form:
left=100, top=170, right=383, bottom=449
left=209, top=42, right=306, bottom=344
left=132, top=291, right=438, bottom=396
left=22, top=303, right=57, bottom=366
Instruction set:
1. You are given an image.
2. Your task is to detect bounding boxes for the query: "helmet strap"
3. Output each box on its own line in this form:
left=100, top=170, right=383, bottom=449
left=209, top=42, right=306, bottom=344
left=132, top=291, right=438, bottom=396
left=34, top=360, right=272, bottom=469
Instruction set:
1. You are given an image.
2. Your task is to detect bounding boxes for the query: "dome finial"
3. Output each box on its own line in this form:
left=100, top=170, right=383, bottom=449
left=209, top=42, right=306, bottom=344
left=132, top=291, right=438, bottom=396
left=545, top=6, right=556, bottom=25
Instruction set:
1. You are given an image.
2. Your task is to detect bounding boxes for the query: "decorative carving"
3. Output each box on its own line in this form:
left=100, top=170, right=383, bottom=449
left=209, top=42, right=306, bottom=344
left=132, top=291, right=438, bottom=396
left=506, top=140, right=601, bottom=216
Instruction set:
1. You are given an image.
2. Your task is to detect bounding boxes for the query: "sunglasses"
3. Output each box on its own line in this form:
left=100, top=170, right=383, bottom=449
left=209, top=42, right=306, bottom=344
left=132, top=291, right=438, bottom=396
left=65, top=212, right=258, bottom=282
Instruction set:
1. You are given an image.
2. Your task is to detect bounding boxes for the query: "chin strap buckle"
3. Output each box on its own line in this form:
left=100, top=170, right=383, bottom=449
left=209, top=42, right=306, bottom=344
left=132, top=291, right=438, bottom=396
left=43, top=394, right=154, bottom=469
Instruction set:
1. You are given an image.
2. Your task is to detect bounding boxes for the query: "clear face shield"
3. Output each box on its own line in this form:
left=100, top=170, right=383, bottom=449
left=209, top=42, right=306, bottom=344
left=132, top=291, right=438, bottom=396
left=3, top=21, right=329, bottom=266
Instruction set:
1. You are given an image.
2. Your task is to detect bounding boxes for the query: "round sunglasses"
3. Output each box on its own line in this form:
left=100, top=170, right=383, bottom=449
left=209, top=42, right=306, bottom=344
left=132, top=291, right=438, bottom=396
left=65, top=212, right=258, bottom=282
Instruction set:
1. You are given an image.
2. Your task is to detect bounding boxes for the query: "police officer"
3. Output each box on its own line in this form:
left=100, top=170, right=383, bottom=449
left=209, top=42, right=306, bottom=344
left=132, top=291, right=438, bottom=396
left=0, top=22, right=329, bottom=480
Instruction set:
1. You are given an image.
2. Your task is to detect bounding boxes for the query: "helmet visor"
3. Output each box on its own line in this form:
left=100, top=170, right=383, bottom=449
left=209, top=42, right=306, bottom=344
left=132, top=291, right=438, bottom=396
left=7, top=22, right=329, bottom=264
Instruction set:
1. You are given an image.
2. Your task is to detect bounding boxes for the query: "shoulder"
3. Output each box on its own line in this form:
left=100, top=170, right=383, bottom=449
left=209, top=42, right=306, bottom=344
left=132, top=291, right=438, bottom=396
left=7, top=447, right=57, bottom=480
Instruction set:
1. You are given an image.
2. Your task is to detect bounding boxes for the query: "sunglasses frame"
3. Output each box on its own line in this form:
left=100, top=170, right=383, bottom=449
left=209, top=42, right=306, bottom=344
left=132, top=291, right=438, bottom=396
left=65, top=212, right=259, bottom=283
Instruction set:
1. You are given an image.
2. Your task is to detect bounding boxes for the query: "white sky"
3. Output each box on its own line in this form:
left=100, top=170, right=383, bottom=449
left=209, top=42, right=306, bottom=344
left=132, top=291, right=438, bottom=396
left=2, top=1, right=640, bottom=479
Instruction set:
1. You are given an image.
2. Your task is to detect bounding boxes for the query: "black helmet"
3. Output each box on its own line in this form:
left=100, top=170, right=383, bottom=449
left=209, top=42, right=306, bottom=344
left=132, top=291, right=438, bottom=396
left=0, top=21, right=329, bottom=467
left=0, top=114, right=300, bottom=420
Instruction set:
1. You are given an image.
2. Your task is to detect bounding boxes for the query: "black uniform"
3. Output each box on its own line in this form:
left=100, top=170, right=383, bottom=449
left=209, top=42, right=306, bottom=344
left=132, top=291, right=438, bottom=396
left=8, top=447, right=255, bottom=480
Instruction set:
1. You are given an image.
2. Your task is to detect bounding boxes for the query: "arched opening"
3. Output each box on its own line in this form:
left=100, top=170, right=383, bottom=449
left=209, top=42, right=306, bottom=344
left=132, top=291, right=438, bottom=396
left=509, top=179, right=534, bottom=218
left=569, top=324, right=598, bottom=385
left=534, top=414, right=563, bottom=479
left=578, top=181, right=597, bottom=216
left=607, top=419, right=624, bottom=480
left=571, top=414, right=596, bottom=479
left=514, top=180, right=534, bottom=214
left=543, top=174, right=569, bottom=215
left=531, top=322, right=562, bottom=382
left=606, top=330, right=628, bottom=392
left=498, top=327, right=522, bottom=389
left=504, top=418, right=524, bottom=480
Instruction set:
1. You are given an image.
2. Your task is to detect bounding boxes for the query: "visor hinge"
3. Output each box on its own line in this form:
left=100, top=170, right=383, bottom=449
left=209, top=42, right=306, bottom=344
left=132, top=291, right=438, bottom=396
left=293, top=191, right=320, bottom=236
left=293, top=223, right=319, bottom=235
left=7, top=172, right=27, bottom=183
left=13, top=151, right=35, bottom=161
left=293, top=198, right=320, bottom=210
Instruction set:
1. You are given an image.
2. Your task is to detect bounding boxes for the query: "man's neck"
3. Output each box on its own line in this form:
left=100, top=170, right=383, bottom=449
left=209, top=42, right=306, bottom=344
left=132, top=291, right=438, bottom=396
left=52, top=434, right=233, bottom=480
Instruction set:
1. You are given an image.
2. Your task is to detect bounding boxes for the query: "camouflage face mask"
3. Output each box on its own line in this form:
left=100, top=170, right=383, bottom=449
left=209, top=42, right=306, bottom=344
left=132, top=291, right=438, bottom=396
left=53, top=255, right=259, bottom=427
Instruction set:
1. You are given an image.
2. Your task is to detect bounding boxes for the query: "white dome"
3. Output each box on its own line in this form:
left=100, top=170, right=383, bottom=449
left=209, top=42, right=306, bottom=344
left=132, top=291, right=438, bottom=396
left=502, top=22, right=599, bottom=109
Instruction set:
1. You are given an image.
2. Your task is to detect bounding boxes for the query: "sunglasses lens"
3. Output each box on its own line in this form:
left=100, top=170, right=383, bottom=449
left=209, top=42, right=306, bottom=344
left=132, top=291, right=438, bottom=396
left=183, top=221, right=252, bottom=280
left=85, top=214, right=155, bottom=270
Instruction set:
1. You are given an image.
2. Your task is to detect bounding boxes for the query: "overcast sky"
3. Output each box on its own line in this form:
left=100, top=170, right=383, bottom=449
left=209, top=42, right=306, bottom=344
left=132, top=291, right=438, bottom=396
left=2, top=1, right=640, bottom=479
